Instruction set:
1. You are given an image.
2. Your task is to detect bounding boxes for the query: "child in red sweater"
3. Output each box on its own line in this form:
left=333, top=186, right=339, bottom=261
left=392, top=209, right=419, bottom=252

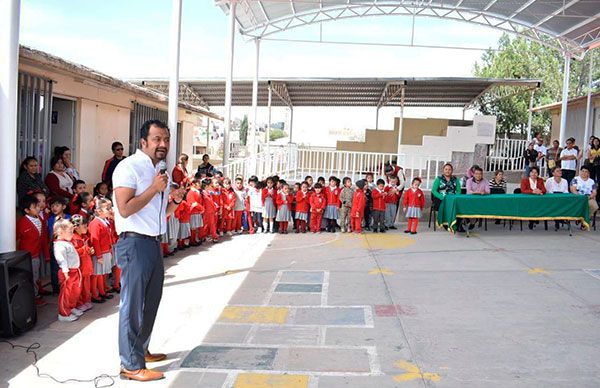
left=323, top=176, right=341, bottom=233
left=221, top=178, right=237, bottom=235
left=71, top=214, right=94, bottom=312
left=187, top=179, right=205, bottom=246
left=294, top=182, right=310, bottom=233
left=402, top=177, right=425, bottom=235
left=175, top=193, right=192, bottom=249
left=88, top=198, right=115, bottom=303
left=16, top=194, right=49, bottom=306
left=351, top=180, right=367, bottom=233
left=309, top=183, right=327, bottom=233
left=201, top=179, right=219, bottom=242
left=275, top=183, right=293, bottom=234
left=371, top=179, right=388, bottom=233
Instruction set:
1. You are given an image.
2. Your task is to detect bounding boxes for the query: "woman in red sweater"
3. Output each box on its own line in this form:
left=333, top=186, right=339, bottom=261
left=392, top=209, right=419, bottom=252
left=44, top=156, right=74, bottom=200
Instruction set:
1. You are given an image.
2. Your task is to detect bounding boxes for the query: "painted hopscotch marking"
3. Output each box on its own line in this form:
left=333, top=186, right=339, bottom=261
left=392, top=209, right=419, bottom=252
left=217, top=305, right=374, bottom=328
left=182, top=343, right=382, bottom=378
left=220, top=306, right=289, bottom=324
left=368, top=268, right=394, bottom=275
left=393, top=360, right=441, bottom=383
left=234, top=373, right=309, bottom=388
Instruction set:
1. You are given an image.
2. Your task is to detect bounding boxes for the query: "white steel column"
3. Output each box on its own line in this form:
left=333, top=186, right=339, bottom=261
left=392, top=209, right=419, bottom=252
left=206, top=117, right=211, bottom=152
left=375, top=107, right=380, bottom=130
left=526, top=89, right=535, bottom=140
left=167, top=0, right=182, bottom=170
left=0, top=0, right=20, bottom=253
left=223, top=0, right=237, bottom=170
left=250, top=38, right=260, bottom=175
left=396, top=87, right=405, bottom=157
left=267, top=86, right=272, bottom=157
left=289, top=107, right=294, bottom=143
left=559, top=54, right=571, bottom=146
left=583, top=52, right=595, bottom=146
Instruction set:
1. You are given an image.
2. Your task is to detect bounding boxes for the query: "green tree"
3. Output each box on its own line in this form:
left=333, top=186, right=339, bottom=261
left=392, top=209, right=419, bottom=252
left=269, top=128, right=287, bottom=141
left=473, top=34, right=598, bottom=138
left=239, top=115, right=248, bottom=145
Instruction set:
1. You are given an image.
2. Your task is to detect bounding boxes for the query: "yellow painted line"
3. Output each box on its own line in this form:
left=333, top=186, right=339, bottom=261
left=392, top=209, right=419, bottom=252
left=393, top=360, right=441, bottom=383
left=219, top=306, right=289, bottom=324
left=333, top=234, right=416, bottom=250
left=368, top=268, right=394, bottom=275
left=234, top=373, right=309, bottom=388
left=527, top=267, right=550, bottom=275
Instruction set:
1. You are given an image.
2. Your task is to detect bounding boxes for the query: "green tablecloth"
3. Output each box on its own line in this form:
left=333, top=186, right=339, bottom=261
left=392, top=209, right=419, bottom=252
left=437, top=193, right=590, bottom=232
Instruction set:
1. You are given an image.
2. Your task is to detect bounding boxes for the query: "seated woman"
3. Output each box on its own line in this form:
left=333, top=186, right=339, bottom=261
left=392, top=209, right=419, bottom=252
left=44, top=155, right=74, bottom=200
left=489, top=169, right=506, bottom=194
left=520, top=166, right=546, bottom=230
left=570, top=165, right=599, bottom=217
left=17, top=156, right=49, bottom=201
left=545, top=167, right=569, bottom=231
left=431, top=163, right=462, bottom=229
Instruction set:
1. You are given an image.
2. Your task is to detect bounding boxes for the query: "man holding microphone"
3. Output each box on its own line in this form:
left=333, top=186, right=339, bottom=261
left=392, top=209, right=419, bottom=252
left=112, top=120, right=184, bottom=382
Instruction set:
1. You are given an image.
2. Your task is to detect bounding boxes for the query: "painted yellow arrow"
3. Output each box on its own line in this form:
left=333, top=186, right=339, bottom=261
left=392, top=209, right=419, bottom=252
left=368, top=268, right=394, bottom=275
left=393, top=360, right=441, bottom=382
left=528, top=267, right=550, bottom=275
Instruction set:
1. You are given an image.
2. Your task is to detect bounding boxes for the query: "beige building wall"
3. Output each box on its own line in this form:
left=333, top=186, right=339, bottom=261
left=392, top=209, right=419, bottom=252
left=19, top=60, right=211, bottom=185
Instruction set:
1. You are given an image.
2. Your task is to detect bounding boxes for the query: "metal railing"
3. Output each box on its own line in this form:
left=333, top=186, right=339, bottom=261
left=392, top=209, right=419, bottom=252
left=219, top=146, right=446, bottom=189
left=485, top=138, right=547, bottom=176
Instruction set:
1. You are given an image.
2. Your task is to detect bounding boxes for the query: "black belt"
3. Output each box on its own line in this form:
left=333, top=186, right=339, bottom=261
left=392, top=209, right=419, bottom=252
left=119, top=232, right=161, bottom=241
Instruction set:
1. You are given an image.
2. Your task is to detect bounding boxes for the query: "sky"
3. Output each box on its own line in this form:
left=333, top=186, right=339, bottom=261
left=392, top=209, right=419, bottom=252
left=19, top=0, right=504, bottom=146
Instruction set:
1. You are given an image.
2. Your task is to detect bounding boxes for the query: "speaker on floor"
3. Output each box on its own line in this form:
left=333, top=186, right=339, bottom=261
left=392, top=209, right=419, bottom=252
left=0, top=251, right=37, bottom=337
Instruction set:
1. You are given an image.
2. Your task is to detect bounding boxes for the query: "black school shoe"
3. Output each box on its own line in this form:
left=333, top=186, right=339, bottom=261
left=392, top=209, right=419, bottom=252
left=389, top=226, right=397, bottom=230
left=92, top=297, right=105, bottom=304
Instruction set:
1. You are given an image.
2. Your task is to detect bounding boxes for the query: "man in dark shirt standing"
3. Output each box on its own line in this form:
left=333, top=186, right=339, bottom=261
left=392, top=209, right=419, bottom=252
left=102, top=141, right=126, bottom=189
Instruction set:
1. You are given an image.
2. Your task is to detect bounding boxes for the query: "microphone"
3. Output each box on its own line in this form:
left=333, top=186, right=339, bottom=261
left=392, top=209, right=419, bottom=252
left=157, top=160, right=167, bottom=175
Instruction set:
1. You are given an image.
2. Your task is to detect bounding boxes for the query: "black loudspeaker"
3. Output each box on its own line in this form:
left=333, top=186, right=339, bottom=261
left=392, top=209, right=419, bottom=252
left=0, top=251, right=37, bottom=337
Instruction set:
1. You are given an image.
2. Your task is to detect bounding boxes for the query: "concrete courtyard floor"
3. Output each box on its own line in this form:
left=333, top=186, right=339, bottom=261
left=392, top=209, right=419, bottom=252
left=2, top=223, right=600, bottom=388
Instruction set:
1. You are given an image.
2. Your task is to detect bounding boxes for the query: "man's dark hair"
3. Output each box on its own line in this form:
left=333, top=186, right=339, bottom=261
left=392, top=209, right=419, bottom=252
left=140, top=120, right=169, bottom=141
left=19, top=194, right=39, bottom=213
left=580, top=165, right=591, bottom=173
left=111, top=141, right=123, bottom=152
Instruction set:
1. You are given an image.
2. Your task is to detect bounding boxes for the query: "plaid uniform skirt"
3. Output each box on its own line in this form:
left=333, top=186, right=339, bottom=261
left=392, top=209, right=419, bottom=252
left=190, top=214, right=203, bottom=229
left=405, top=206, right=422, bottom=218
left=179, top=222, right=191, bottom=239
left=263, top=197, right=277, bottom=218
left=324, top=205, right=339, bottom=219
left=275, top=205, right=293, bottom=222
left=93, top=252, right=113, bottom=275
left=168, top=216, right=180, bottom=240
left=295, top=211, right=308, bottom=221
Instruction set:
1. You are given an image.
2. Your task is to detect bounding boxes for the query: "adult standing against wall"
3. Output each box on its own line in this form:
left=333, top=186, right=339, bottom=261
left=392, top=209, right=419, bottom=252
left=559, top=137, right=578, bottom=186
left=17, top=156, right=49, bottom=200
left=196, top=154, right=215, bottom=176
left=112, top=120, right=183, bottom=382
left=102, top=141, right=126, bottom=189
left=45, top=155, right=74, bottom=199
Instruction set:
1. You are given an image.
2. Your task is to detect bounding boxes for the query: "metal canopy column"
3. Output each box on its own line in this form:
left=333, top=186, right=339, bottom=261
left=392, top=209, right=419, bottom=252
left=250, top=38, right=260, bottom=174
left=223, top=0, right=237, bottom=171
left=267, top=85, right=272, bottom=157
left=167, top=0, right=182, bottom=170
left=375, top=107, right=380, bottom=130
left=526, top=89, right=535, bottom=140
left=396, top=86, right=405, bottom=157
left=289, top=107, right=294, bottom=144
left=0, top=0, right=20, bottom=253
left=583, top=52, right=595, bottom=147
left=559, top=54, right=571, bottom=146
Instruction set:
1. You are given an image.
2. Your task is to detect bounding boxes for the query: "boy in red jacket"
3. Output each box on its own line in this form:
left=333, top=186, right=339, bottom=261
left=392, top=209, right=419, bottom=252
left=16, top=194, right=48, bottom=306
left=384, top=175, right=401, bottom=230
left=309, top=183, right=327, bottom=233
left=351, top=180, right=367, bottom=233
left=371, top=179, right=387, bottom=233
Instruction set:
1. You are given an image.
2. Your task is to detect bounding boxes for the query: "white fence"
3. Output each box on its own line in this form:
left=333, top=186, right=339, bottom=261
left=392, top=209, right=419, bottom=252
left=219, top=146, right=446, bottom=189
left=485, top=138, right=547, bottom=176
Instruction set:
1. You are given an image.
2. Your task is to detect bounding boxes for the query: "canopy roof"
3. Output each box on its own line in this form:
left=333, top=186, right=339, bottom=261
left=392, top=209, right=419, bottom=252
left=134, top=77, right=540, bottom=109
left=216, top=0, right=600, bottom=58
